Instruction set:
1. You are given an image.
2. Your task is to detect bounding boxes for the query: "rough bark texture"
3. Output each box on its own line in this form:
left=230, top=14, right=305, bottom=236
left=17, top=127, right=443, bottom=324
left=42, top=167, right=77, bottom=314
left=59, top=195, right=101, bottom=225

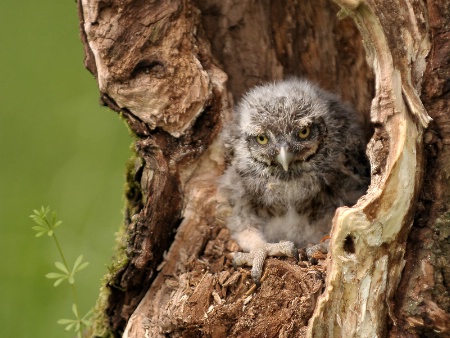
left=76, top=0, right=450, bottom=337
left=308, top=0, right=431, bottom=336
left=390, top=1, right=450, bottom=336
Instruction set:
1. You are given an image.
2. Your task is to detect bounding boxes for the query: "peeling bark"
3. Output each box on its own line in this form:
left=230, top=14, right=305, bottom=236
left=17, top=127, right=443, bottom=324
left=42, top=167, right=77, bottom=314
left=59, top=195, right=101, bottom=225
left=308, top=1, right=431, bottom=337
left=77, top=0, right=450, bottom=337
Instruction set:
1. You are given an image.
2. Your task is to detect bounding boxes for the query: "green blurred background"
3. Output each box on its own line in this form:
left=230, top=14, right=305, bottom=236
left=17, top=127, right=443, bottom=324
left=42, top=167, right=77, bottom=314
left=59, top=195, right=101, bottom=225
left=1, top=1, right=131, bottom=337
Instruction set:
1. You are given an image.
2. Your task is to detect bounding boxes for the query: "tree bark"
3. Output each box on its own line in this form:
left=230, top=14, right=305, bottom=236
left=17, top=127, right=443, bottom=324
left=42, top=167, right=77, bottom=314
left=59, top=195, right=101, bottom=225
left=77, top=0, right=450, bottom=337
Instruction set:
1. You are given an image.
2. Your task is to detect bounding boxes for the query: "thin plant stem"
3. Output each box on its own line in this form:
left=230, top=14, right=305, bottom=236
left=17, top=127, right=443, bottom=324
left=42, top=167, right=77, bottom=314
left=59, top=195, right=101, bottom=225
left=71, top=284, right=83, bottom=338
left=51, top=233, right=69, bottom=272
left=53, top=235, right=84, bottom=336
left=42, top=211, right=85, bottom=336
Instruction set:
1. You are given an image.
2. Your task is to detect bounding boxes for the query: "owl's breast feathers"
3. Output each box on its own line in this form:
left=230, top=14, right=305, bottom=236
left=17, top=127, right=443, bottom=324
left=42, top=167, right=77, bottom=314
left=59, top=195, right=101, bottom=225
left=219, top=78, right=369, bottom=247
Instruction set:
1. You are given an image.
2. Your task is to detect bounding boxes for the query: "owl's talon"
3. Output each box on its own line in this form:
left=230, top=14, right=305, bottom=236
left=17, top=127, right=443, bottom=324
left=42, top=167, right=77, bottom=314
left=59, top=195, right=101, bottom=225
left=250, top=248, right=267, bottom=285
left=232, top=251, right=265, bottom=285
left=272, top=241, right=298, bottom=261
left=251, top=270, right=262, bottom=287
left=306, top=239, right=330, bottom=263
left=232, top=251, right=254, bottom=269
left=232, top=241, right=298, bottom=285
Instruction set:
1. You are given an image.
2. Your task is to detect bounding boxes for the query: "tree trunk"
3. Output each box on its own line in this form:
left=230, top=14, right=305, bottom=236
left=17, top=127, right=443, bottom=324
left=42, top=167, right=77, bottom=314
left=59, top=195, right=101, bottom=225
left=77, top=0, right=450, bottom=337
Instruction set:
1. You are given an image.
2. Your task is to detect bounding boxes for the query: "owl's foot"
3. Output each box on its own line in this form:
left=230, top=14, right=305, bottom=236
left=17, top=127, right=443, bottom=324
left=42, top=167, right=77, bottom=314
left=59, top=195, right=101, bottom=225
left=232, top=241, right=299, bottom=286
left=305, top=238, right=329, bottom=264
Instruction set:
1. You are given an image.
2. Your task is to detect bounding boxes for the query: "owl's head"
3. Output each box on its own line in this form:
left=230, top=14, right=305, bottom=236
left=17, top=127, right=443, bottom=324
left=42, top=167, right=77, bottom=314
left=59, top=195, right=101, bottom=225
left=231, top=78, right=362, bottom=179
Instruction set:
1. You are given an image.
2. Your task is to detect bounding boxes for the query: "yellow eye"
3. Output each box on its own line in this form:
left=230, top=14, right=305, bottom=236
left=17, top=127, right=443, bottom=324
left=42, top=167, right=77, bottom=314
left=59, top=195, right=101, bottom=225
left=256, top=134, right=269, bottom=145
left=298, top=127, right=311, bottom=139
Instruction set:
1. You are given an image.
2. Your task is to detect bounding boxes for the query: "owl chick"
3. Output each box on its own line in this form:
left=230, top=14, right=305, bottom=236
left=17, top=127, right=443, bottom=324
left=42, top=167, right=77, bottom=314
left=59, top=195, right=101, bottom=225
left=219, top=78, right=369, bottom=284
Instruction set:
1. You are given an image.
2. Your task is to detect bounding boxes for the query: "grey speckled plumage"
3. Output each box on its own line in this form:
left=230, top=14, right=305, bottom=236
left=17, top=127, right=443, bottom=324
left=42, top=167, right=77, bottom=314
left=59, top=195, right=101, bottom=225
left=219, top=78, right=370, bottom=283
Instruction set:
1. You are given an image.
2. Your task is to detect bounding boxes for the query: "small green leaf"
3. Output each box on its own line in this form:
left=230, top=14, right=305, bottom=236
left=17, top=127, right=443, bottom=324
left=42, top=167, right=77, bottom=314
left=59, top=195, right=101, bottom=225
left=57, top=318, right=74, bottom=325
left=54, top=277, right=66, bottom=287
left=73, top=255, right=84, bottom=270
left=45, top=272, right=65, bottom=279
left=30, top=216, right=46, bottom=227
left=47, top=230, right=54, bottom=237
left=58, top=318, right=76, bottom=331
left=32, top=225, right=46, bottom=232
left=72, top=255, right=89, bottom=274
left=35, top=231, right=46, bottom=238
left=75, top=261, right=89, bottom=273
left=72, top=304, right=79, bottom=317
left=41, top=206, right=50, bottom=215
left=75, top=322, right=81, bottom=332
left=81, top=310, right=93, bottom=326
left=55, top=261, right=69, bottom=274
left=34, top=206, right=49, bottom=218
left=71, top=255, right=89, bottom=276
left=53, top=220, right=62, bottom=228
left=31, top=221, right=48, bottom=237
left=68, top=276, right=75, bottom=284
left=82, top=309, right=93, bottom=321
left=31, top=209, right=42, bottom=218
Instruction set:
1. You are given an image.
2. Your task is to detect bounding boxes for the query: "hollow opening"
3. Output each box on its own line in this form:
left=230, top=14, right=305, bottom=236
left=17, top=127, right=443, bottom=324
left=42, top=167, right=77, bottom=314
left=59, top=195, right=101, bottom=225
left=343, top=234, right=356, bottom=254
left=198, top=0, right=374, bottom=125
left=80, top=0, right=380, bottom=336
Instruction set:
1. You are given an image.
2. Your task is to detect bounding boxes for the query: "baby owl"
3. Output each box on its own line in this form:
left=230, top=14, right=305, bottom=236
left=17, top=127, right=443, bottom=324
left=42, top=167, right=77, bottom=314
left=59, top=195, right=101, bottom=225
left=219, top=78, right=369, bottom=284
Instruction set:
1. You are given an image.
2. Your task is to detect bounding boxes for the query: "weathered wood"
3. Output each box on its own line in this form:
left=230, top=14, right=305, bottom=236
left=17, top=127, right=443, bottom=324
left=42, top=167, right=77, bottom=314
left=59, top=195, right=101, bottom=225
left=77, top=0, right=450, bottom=337
left=390, top=1, right=450, bottom=336
left=308, top=1, right=431, bottom=337
left=79, top=0, right=228, bottom=334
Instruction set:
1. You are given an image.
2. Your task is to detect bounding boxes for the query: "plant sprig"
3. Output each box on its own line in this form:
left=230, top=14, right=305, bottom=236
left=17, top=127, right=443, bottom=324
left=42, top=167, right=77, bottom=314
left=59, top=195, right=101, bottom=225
left=31, top=206, right=91, bottom=337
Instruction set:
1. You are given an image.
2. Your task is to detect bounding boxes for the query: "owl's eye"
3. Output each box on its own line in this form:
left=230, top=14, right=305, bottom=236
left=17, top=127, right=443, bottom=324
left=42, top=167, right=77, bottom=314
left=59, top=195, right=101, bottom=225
left=256, top=134, right=269, bottom=145
left=298, top=127, right=311, bottom=139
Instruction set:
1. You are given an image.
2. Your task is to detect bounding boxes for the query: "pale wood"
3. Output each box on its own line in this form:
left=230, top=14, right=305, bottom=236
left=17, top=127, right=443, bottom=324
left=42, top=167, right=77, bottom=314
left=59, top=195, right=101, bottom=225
left=308, top=1, right=430, bottom=337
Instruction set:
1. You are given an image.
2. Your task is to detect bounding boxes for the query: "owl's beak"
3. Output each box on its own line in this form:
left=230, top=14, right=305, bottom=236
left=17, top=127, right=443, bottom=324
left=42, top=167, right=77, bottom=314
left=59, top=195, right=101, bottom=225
left=276, top=146, right=292, bottom=171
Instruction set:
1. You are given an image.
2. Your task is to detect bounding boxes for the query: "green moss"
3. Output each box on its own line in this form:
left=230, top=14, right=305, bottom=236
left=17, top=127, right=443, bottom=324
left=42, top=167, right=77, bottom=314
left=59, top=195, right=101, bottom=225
left=88, top=223, right=129, bottom=337
left=87, top=142, right=144, bottom=337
